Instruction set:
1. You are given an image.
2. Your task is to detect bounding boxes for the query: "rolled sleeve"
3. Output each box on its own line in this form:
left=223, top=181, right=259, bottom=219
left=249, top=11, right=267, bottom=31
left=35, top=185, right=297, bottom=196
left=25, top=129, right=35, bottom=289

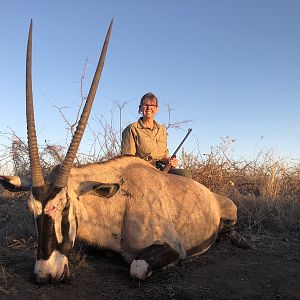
left=121, top=125, right=136, bottom=155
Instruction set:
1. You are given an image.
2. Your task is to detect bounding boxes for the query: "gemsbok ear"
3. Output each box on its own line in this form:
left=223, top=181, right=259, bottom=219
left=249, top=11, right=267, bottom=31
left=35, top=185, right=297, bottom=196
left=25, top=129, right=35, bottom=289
left=0, top=176, right=31, bottom=192
left=93, top=183, right=120, bottom=198
left=77, top=181, right=120, bottom=198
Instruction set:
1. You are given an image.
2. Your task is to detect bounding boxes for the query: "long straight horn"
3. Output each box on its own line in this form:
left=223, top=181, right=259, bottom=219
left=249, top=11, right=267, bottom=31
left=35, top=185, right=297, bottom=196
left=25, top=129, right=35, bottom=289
left=54, top=19, right=113, bottom=188
left=26, top=20, right=45, bottom=187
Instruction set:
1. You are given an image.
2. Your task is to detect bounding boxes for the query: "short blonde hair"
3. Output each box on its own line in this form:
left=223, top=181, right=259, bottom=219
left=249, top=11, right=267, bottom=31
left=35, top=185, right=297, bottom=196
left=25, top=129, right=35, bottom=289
left=139, top=92, right=158, bottom=113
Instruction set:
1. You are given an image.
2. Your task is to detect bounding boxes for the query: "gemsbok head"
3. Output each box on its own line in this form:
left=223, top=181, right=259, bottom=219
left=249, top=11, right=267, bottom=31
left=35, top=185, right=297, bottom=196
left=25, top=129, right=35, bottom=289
left=22, top=19, right=112, bottom=283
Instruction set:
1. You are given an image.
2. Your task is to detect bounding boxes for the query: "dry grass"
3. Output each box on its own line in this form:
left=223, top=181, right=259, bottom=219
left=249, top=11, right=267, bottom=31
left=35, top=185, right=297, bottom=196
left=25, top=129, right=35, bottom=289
left=181, top=137, right=300, bottom=235
left=1, top=135, right=299, bottom=237
left=0, top=264, right=11, bottom=294
left=0, top=136, right=299, bottom=297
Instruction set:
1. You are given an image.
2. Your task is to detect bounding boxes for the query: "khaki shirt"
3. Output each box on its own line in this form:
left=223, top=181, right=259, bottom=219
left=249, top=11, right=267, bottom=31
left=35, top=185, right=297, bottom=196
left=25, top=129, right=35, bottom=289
left=121, top=118, right=169, bottom=161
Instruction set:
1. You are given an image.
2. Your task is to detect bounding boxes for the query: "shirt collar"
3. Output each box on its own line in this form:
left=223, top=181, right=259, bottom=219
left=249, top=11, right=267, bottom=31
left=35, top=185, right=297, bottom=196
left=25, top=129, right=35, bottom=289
left=137, top=117, right=160, bottom=130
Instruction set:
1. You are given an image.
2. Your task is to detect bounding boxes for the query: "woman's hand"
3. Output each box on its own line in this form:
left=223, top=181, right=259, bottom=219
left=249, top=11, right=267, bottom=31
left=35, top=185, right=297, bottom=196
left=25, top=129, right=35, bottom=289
left=162, top=156, right=178, bottom=168
left=169, top=157, right=178, bottom=168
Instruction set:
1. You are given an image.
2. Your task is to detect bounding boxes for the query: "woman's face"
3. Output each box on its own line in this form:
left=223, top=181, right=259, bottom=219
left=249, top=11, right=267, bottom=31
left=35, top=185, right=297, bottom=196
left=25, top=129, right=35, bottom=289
left=140, top=98, right=158, bottom=119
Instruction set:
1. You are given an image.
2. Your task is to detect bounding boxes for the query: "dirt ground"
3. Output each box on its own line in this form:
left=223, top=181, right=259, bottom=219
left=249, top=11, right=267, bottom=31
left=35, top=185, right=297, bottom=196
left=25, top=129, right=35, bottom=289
left=0, top=194, right=299, bottom=300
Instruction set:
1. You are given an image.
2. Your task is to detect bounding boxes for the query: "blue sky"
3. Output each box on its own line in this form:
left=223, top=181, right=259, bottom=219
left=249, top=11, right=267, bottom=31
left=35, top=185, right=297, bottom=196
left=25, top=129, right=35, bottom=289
left=0, top=0, right=299, bottom=163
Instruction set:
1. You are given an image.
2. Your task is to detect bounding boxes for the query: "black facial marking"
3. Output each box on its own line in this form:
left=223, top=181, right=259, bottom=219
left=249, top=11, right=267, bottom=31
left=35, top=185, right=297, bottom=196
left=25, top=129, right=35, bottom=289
left=36, top=214, right=58, bottom=260
left=58, top=194, right=75, bottom=256
left=35, top=185, right=73, bottom=260
left=32, top=184, right=63, bottom=204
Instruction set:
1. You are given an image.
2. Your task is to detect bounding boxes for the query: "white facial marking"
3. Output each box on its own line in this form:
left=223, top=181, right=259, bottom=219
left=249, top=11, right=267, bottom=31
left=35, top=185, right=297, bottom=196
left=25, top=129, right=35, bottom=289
left=53, top=198, right=76, bottom=245
left=28, top=192, right=42, bottom=216
left=53, top=197, right=76, bottom=245
left=130, top=259, right=151, bottom=280
left=34, top=250, right=69, bottom=282
left=68, top=204, right=76, bottom=246
left=54, top=212, right=63, bottom=244
left=44, top=188, right=67, bottom=219
left=40, top=188, right=69, bottom=244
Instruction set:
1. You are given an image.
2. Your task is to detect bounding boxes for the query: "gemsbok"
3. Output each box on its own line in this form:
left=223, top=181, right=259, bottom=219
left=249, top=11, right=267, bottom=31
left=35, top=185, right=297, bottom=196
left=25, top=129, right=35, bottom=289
left=0, top=20, right=238, bottom=283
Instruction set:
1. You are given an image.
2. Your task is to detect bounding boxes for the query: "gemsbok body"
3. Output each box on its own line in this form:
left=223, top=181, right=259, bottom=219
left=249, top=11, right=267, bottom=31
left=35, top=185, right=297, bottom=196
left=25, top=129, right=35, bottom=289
left=0, top=20, right=238, bottom=283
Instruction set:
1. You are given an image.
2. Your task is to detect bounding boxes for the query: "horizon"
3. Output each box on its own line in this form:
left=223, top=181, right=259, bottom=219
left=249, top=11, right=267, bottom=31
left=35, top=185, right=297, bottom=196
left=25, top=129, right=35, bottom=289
left=0, top=0, right=299, bottom=168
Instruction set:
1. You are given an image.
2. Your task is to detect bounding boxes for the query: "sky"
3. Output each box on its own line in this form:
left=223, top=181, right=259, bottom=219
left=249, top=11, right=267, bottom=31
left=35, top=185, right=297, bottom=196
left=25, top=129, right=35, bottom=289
left=0, top=0, right=299, bottom=164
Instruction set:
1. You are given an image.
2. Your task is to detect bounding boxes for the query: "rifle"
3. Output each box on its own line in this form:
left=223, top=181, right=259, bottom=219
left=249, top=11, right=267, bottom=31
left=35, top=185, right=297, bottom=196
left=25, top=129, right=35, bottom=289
left=162, top=128, right=192, bottom=173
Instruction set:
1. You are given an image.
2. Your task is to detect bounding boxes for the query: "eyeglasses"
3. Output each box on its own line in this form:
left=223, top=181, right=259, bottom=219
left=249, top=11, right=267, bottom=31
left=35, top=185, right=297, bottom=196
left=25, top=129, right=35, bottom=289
left=142, top=105, right=157, bottom=109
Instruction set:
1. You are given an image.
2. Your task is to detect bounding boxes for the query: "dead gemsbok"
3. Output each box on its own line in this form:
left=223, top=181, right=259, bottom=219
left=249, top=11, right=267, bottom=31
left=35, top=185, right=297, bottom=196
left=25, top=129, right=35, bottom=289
left=0, top=20, right=238, bottom=283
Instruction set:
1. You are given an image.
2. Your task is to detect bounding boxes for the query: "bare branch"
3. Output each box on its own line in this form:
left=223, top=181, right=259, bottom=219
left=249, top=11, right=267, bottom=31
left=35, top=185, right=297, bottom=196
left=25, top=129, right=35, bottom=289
left=164, top=103, right=192, bottom=130
left=108, top=97, right=135, bottom=143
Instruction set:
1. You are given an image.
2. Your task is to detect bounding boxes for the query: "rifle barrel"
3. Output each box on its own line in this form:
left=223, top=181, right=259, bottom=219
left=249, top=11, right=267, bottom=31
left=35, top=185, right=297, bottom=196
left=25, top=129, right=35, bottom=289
left=171, top=128, right=192, bottom=157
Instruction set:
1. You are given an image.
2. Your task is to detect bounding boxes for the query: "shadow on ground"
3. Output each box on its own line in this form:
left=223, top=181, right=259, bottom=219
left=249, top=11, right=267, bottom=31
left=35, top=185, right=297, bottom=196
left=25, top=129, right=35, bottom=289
left=0, top=195, right=299, bottom=299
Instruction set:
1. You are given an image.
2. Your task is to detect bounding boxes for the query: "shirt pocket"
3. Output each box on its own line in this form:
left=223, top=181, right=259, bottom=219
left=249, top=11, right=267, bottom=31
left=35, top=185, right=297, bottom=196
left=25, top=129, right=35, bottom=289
left=155, top=137, right=167, bottom=155
left=136, top=134, right=154, bottom=155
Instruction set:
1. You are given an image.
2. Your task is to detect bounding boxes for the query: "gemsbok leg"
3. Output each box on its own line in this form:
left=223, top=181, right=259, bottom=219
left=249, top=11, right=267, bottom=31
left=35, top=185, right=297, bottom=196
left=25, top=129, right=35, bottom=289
left=130, top=243, right=182, bottom=280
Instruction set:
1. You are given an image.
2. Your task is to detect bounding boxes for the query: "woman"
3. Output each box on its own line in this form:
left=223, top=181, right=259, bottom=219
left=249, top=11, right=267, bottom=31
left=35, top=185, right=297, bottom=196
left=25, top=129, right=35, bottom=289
left=121, top=92, right=191, bottom=177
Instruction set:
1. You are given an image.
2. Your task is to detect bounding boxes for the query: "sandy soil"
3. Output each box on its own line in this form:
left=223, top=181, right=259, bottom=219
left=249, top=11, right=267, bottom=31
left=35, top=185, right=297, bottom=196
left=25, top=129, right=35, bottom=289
left=0, top=194, right=299, bottom=300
